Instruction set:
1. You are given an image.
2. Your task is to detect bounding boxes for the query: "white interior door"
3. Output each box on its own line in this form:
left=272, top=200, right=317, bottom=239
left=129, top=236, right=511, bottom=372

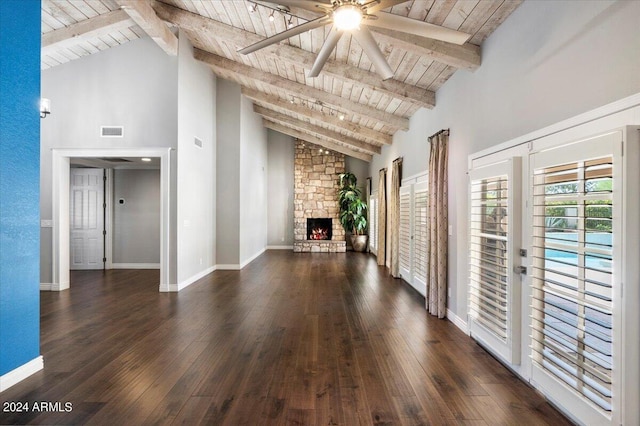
left=70, top=168, right=104, bottom=270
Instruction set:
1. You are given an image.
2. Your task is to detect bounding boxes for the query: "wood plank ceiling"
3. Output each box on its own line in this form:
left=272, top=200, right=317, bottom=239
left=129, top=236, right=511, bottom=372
left=41, top=0, right=523, bottom=161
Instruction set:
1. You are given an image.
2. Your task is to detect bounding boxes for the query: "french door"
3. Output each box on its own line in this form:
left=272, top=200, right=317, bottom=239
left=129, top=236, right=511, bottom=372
left=468, top=157, right=522, bottom=365
left=468, top=128, right=639, bottom=425
left=529, top=131, right=624, bottom=425
left=398, top=181, right=428, bottom=296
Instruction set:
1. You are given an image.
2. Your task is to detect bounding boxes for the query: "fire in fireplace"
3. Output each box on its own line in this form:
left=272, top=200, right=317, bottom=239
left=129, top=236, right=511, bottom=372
left=307, top=218, right=332, bottom=240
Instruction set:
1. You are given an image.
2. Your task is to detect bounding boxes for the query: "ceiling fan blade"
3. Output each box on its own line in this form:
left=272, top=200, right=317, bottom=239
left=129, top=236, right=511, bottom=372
left=351, top=26, right=394, bottom=80
left=238, top=15, right=331, bottom=55
left=308, top=26, right=343, bottom=78
left=363, top=0, right=409, bottom=14
left=365, top=12, right=471, bottom=45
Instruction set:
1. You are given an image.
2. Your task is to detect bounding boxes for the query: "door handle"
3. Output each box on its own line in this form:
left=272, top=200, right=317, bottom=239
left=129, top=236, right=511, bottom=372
left=514, top=265, right=527, bottom=274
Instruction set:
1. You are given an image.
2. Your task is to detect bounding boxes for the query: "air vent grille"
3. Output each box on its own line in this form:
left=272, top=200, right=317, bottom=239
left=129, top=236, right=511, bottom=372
left=101, top=126, right=124, bottom=137
left=97, top=158, right=132, bottom=163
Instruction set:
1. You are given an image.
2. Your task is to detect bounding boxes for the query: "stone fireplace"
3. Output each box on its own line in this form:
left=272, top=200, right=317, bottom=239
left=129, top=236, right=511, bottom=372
left=293, top=140, right=346, bottom=253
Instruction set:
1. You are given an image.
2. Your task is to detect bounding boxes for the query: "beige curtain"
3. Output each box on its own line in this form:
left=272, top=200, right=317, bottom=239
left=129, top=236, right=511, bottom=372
left=376, top=169, right=386, bottom=265
left=389, top=158, right=402, bottom=277
left=427, top=131, right=449, bottom=318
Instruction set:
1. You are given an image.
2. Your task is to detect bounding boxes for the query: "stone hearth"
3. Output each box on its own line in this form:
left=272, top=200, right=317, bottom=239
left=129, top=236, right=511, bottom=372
left=293, top=140, right=346, bottom=253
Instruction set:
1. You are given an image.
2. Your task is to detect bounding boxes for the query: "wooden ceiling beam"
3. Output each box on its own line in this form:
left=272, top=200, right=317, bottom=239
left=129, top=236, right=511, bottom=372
left=253, top=105, right=381, bottom=155
left=115, top=0, right=177, bottom=55
left=242, top=88, right=392, bottom=146
left=42, top=9, right=133, bottom=55
left=194, top=49, right=409, bottom=131
left=153, top=2, right=435, bottom=109
left=263, top=120, right=373, bottom=163
left=370, top=27, right=481, bottom=71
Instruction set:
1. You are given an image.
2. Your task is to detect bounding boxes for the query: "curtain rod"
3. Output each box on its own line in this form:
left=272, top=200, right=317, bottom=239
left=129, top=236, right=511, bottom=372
left=379, top=167, right=387, bottom=172
left=429, top=128, right=450, bottom=139
left=393, top=156, right=403, bottom=163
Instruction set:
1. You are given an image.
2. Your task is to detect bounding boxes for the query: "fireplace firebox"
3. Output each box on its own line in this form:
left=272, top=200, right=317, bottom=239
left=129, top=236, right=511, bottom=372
left=307, top=218, right=332, bottom=240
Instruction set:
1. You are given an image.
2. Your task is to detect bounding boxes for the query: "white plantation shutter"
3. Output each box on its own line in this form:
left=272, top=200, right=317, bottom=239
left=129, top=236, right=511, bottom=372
left=396, top=180, right=429, bottom=295
left=530, top=132, right=623, bottom=424
left=469, top=175, right=509, bottom=337
left=369, top=195, right=377, bottom=252
left=399, top=188, right=411, bottom=275
left=468, top=157, right=521, bottom=365
left=413, top=187, right=428, bottom=284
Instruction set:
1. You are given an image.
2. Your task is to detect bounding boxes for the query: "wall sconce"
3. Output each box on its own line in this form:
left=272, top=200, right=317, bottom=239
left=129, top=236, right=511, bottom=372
left=40, top=98, right=51, bottom=118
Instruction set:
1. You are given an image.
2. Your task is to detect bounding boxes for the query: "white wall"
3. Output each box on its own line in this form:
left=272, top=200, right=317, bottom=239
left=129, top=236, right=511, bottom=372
left=370, top=0, right=640, bottom=316
left=266, top=130, right=295, bottom=247
left=41, top=37, right=179, bottom=284
left=176, top=31, right=217, bottom=286
left=215, top=80, right=268, bottom=267
left=112, top=169, right=161, bottom=264
left=239, top=95, right=268, bottom=264
left=215, top=80, right=241, bottom=266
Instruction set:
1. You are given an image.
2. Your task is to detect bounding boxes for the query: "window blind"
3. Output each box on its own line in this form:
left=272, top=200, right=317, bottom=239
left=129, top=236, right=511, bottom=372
left=369, top=196, right=377, bottom=252
left=399, top=191, right=411, bottom=273
left=531, top=156, right=614, bottom=413
left=413, top=189, right=428, bottom=283
left=469, top=175, right=510, bottom=341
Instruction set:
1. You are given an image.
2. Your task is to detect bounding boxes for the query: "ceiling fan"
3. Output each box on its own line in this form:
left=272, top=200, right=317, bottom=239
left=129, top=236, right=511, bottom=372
left=238, top=0, right=471, bottom=80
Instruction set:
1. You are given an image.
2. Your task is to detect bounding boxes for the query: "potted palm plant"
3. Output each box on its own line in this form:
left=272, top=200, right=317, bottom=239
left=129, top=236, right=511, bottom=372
left=338, top=172, right=368, bottom=252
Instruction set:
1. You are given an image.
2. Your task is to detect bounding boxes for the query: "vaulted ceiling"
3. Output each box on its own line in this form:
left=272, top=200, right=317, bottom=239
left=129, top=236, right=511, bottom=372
left=42, top=0, right=523, bottom=162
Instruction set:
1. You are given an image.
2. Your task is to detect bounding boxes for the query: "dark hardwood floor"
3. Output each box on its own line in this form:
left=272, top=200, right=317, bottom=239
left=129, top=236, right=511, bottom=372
left=0, top=251, right=571, bottom=425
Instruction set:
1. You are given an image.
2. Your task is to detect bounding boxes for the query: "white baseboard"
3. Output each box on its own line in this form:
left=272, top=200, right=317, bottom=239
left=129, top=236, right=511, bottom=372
left=266, top=245, right=293, bottom=250
left=111, top=263, right=160, bottom=269
left=158, top=283, right=178, bottom=292
left=40, top=282, right=69, bottom=291
left=0, top=356, right=43, bottom=392
left=215, top=264, right=241, bottom=270
left=446, top=308, right=469, bottom=334
left=216, top=248, right=267, bottom=271
left=159, top=265, right=216, bottom=292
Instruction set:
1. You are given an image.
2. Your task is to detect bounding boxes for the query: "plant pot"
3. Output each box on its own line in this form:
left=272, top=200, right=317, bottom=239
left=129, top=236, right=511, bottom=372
left=350, top=235, right=368, bottom=252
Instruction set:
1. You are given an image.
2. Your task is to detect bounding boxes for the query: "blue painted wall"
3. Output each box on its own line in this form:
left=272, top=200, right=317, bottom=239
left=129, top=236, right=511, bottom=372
left=0, top=0, right=41, bottom=376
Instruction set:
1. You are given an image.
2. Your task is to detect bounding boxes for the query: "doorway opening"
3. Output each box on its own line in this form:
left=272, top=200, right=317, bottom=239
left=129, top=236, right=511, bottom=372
left=51, top=148, right=171, bottom=292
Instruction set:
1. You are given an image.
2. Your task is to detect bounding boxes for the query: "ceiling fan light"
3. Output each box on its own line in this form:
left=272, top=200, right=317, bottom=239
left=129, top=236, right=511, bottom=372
left=333, top=5, right=362, bottom=31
